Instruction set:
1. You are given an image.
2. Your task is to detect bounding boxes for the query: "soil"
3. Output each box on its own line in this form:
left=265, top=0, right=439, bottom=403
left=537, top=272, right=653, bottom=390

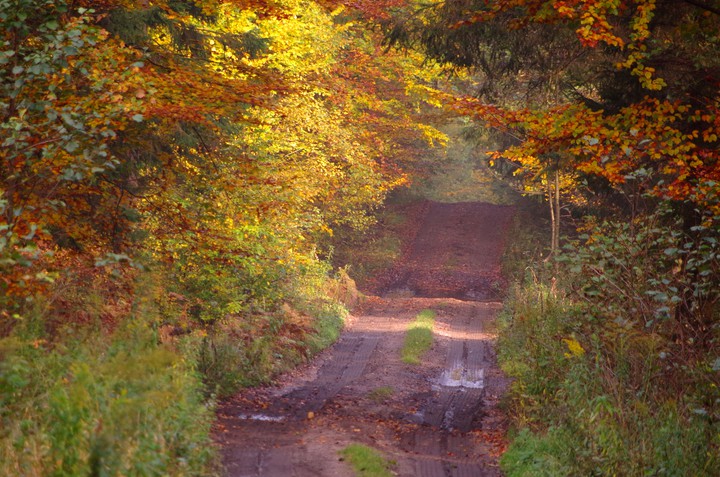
left=215, top=201, right=515, bottom=476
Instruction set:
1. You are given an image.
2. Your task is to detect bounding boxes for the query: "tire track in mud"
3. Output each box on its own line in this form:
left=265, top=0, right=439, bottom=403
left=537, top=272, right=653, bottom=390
left=216, top=202, right=513, bottom=477
left=421, top=305, right=487, bottom=432
left=404, top=303, right=502, bottom=477
left=283, top=334, right=380, bottom=417
left=219, top=334, right=381, bottom=476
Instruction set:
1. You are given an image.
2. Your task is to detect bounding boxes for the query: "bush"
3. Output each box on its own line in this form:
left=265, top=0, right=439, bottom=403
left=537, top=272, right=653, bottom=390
left=189, top=262, right=349, bottom=397
left=499, top=203, right=720, bottom=476
left=0, top=321, right=215, bottom=476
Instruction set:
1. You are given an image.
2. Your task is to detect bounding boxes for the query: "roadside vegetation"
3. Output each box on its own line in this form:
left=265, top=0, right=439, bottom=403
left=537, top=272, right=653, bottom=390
left=339, top=444, right=396, bottom=477
left=367, top=385, right=395, bottom=403
left=401, top=309, right=437, bottom=365
left=1, top=312, right=215, bottom=476
left=497, top=199, right=720, bottom=476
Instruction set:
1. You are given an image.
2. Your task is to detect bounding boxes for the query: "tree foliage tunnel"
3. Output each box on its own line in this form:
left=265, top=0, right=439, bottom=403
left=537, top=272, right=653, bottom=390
left=0, top=0, right=447, bottom=327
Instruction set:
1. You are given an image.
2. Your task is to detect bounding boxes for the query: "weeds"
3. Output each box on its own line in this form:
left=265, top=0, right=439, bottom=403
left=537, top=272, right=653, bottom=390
left=401, top=309, right=436, bottom=365
left=340, top=444, right=395, bottom=477
left=186, top=257, right=349, bottom=397
left=0, top=321, right=215, bottom=476
left=498, top=205, right=720, bottom=476
left=0, top=249, right=351, bottom=474
left=367, top=386, right=395, bottom=402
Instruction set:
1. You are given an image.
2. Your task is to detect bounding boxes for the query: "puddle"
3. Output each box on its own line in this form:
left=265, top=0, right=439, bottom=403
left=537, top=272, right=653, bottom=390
left=409, top=410, right=425, bottom=424
left=238, top=413, right=286, bottom=422
left=439, top=366, right=484, bottom=389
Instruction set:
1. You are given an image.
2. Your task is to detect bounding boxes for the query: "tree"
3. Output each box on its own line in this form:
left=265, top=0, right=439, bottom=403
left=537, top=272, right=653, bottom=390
left=378, top=0, right=719, bottom=248
left=1, top=0, right=447, bottom=327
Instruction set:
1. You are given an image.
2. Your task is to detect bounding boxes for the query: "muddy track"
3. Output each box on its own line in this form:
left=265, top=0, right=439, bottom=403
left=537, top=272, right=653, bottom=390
left=216, top=202, right=514, bottom=477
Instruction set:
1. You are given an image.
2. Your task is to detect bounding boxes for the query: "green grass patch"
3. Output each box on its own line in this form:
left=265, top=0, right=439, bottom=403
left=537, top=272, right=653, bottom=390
left=339, top=443, right=395, bottom=477
left=401, top=309, right=436, bottom=365
left=367, top=386, right=395, bottom=402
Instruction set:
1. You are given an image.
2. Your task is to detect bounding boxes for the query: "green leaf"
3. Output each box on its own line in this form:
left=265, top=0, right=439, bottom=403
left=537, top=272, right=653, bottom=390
left=64, top=141, right=79, bottom=153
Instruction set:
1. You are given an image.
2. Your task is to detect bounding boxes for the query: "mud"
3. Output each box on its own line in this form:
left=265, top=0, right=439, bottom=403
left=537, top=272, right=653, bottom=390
left=215, top=201, right=514, bottom=476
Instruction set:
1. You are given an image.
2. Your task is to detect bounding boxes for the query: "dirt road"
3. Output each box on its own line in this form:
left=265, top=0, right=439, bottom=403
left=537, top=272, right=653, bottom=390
left=216, top=201, right=514, bottom=476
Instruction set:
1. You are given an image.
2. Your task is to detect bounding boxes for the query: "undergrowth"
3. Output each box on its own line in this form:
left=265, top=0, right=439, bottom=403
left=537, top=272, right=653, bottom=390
left=498, top=202, right=720, bottom=476
left=191, top=261, right=349, bottom=396
left=0, top=254, right=350, bottom=475
left=367, top=386, right=395, bottom=403
left=329, top=204, right=409, bottom=286
left=0, top=298, right=215, bottom=476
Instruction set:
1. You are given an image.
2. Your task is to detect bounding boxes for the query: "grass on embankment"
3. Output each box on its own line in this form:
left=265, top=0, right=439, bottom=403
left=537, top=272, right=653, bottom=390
left=401, top=309, right=436, bottom=365
left=340, top=444, right=395, bottom=477
left=0, top=315, right=215, bottom=476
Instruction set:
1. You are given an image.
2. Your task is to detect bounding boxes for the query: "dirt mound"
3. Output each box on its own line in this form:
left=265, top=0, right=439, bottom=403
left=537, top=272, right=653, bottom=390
left=372, top=202, right=514, bottom=301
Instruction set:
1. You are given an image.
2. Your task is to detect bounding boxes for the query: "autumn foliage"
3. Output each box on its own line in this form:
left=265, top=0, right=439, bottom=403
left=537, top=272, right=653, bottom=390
left=0, top=0, right=444, bottom=325
left=0, top=0, right=448, bottom=473
left=375, top=0, right=719, bottom=474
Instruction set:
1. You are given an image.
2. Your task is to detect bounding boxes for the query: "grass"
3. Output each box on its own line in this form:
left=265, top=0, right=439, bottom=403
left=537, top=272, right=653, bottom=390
left=0, top=319, right=215, bottom=476
left=367, top=386, right=395, bottom=402
left=401, top=309, right=436, bottom=365
left=339, top=444, right=395, bottom=477
left=498, top=281, right=720, bottom=476
left=497, top=206, right=720, bottom=476
left=0, top=259, right=351, bottom=476
left=193, top=261, right=349, bottom=396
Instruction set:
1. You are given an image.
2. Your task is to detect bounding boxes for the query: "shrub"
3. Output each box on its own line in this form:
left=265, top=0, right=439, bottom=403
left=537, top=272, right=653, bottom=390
left=0, top=322, right=215, bottom=476
left=499, top=202, right=720, bottom=476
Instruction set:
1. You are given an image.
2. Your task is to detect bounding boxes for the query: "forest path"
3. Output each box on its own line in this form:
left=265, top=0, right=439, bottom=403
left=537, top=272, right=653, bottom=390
left=215, top=202, right=514, bottom=476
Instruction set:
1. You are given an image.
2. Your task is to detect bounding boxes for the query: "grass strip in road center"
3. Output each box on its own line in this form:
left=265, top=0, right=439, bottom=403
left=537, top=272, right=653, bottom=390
left=401, top=309, right=436, bottom=365
left=340, top=444, right=395, bottom=477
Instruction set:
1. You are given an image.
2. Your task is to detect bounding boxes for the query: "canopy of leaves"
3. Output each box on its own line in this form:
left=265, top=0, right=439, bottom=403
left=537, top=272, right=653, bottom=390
left=380, top=0, right=720, bottom=213
left=0, top=0, right=446, bottom=324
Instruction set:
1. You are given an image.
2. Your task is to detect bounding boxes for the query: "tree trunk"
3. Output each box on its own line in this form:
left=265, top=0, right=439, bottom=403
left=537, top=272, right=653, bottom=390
left=547, top=173, right=556, bottom=255
left=545, top=170, right=561, bottom=262
left=553, top=169, right=561, bottom=252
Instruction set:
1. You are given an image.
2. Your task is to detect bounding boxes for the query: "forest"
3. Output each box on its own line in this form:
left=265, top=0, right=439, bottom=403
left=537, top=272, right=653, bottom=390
left=1, top=0, right=718, bottom=475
